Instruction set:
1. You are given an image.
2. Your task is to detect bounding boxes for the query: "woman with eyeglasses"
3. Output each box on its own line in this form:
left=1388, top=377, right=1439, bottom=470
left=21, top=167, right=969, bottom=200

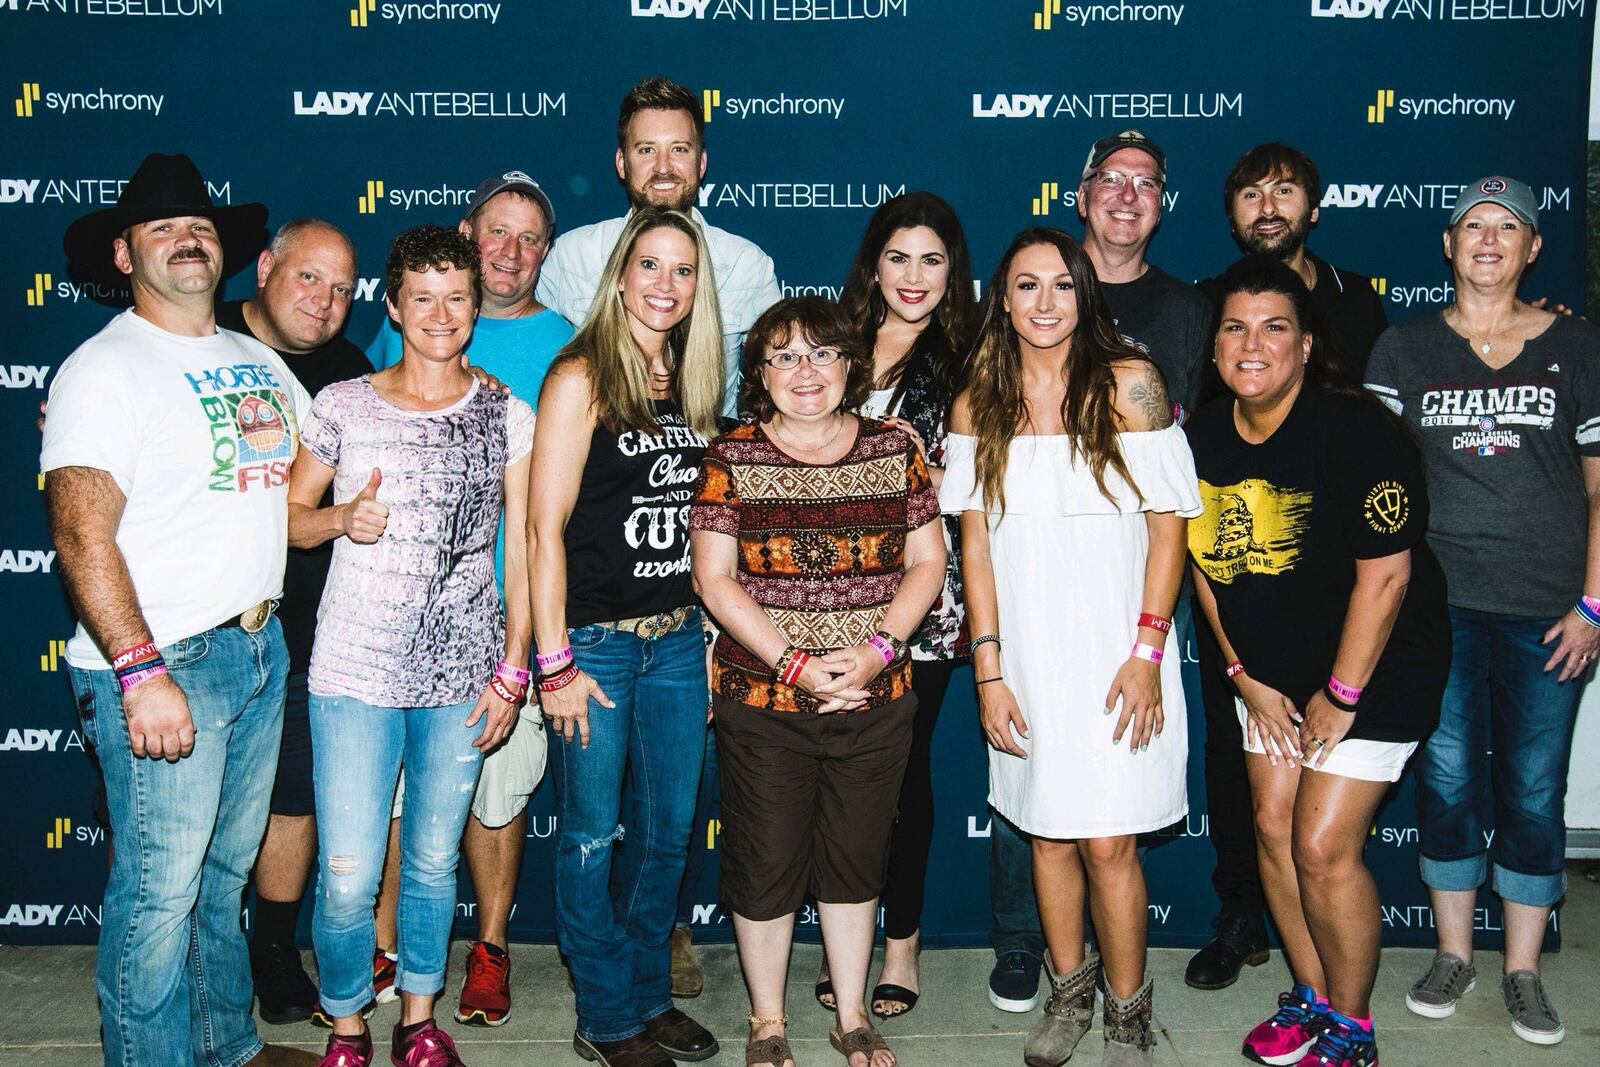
left=690, top=296, right=946, bottom=1067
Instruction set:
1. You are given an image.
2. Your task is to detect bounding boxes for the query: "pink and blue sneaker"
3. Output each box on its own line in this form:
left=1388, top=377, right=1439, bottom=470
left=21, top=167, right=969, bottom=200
left=1243, top=984, right=1327, bottom=1065
left=1297, top=1010, right=1378, bottom=1067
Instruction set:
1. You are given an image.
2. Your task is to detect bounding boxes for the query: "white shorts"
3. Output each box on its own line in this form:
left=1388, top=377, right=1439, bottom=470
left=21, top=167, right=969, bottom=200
left=1236, top=698, right=1417, bottom=783
left=391, top=704, right=548, bottom=827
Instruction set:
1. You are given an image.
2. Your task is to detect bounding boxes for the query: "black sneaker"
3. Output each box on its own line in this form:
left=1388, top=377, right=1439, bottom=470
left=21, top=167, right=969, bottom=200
left=250, top=940, right=319, bottom=1024
left=988, top=949, right=1043, bottom=1013
left=1185, top=911, right=1269, bottom=991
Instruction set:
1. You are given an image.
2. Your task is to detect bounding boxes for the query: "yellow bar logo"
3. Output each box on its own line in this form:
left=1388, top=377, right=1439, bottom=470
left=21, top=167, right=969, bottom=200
left=357, top=179, right=385, bottom=215
left=39, top=639, right=65, bottom=672
left=1030, top=181, right=1059, bottom=217
left=702, top=88, right=720, bottom=123
left=1367, top=89, right=1395, bottom=124
left=1370, top=277, right=1387, bottom=296
left=1033, top=0, right=1062, bottom=30
left=47, top=817, right=71, bottom=849
left=350, top=0, right=375, bottom=27
left=26, top=272, right=51, bottom=307
left=14, top=82, right=40, bottom=119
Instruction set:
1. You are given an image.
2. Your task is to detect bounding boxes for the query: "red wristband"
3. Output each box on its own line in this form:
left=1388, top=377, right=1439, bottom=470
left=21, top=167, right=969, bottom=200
left=1225, top=660, right=1245, bottom=679
left=779, top=649, right=811, bottom=687
left=490, top=675, right=524, bottom=704
left=1136, top=612, right=1172, bottom=634
left=536, top=663, right=579, bottom=693
left=112, top=641, right=160, bottom=671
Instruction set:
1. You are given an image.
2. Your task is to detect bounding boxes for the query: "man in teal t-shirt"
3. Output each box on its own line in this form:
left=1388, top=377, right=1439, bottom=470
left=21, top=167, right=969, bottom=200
left=367, top=170, right=571, bottom=1029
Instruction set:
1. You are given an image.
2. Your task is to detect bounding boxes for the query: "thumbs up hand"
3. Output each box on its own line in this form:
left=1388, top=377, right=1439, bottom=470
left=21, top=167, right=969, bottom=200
left=341, top=467, right=389, bottom=543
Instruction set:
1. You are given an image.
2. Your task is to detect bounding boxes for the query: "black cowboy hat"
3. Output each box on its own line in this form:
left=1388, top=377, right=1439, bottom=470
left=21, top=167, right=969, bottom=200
left=62, top=153, right=268, bottom=293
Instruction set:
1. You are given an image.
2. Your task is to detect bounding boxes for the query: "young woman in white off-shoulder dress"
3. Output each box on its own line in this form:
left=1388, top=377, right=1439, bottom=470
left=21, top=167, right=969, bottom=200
left=941, top=229, right=1200, bottom=1067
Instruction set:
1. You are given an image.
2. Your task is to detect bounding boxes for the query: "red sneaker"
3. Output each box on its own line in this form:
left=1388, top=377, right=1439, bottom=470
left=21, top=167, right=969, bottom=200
left=454, top=941, right=511, bottom=1027
left=311, top=951, right=395, bottom=1028
left=373, top=949, right=399, bottom=1004
left=390, top=1019, right=464, bottom=1067
left=318, top=1030, right=374, bottom=1067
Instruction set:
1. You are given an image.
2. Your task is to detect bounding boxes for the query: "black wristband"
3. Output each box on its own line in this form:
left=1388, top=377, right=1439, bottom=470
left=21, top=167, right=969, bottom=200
left=1323, top=686, right=1359, bottom=712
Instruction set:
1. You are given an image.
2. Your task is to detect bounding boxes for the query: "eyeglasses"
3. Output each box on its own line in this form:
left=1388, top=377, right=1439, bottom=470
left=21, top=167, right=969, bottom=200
left=1089, top=170, right=1164, bottom=197
left=763, top=347, right=843, bottom=370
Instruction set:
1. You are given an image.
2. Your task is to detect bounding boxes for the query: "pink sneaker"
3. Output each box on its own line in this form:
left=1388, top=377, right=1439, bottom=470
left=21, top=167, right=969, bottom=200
left=1243, top=984, right=1326, bottom=1065
left=390, top=1019, right=465, bottom=1067
left=318, top=1031, right=374, bottom=1067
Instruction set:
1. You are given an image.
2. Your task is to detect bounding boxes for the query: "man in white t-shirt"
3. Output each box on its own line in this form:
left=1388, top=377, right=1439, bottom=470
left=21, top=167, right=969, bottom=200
left=41, top=153, right=316, bottom=1067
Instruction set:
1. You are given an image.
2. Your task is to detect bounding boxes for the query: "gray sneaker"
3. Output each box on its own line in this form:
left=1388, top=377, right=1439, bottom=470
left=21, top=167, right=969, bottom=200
left=1405, top=953, right=1476, bottom=1019
left=1501, top=970, right=1565, bottom=1045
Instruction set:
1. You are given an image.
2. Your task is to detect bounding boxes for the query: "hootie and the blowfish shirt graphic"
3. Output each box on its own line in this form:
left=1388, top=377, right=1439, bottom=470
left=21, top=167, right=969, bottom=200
left=1184, top=388, right=1446, bottom=740
left=39, top=311, right=312, bottom=669
left=1366, top=313, right=1600, bottom=618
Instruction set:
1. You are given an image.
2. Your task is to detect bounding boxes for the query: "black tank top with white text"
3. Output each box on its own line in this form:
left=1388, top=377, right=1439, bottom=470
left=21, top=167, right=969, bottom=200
left=565, top=399, right=707, bottom=627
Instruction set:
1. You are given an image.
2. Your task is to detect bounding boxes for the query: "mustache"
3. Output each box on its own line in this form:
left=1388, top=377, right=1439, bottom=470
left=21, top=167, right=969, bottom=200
left=169, top=245, right=211, bottom=262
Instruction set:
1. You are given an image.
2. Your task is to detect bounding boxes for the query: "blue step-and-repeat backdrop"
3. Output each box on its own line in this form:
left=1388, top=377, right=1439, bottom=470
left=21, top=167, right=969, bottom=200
left=1, top=0, right=1594, bottom=950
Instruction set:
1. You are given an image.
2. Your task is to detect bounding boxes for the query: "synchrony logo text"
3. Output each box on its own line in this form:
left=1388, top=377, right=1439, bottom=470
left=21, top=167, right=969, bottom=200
left=1031, top=0, right=1184, bottom=29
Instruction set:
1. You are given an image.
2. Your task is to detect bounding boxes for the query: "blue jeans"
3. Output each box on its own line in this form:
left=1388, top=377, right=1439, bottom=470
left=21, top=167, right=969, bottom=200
left=550, top=613, right=706, bottom=1042
left=68, top=619, right=287, bottom=1067
left=309, top=694, right=484, bottom=1017
left=1416, top=606, right=1584, bottom=907
left=989, top=808, right=1044, bottom=959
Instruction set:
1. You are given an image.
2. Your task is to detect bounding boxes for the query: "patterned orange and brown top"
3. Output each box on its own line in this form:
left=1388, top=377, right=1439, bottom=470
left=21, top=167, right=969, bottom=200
left=689, top=418, right=940, bottom=712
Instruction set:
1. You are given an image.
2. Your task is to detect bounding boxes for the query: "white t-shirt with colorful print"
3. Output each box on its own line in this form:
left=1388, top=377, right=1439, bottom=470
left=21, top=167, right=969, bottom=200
left=41, top=309, right=311, bottom=669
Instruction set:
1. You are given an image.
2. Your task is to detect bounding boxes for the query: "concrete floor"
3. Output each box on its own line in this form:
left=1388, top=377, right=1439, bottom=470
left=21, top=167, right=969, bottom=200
left=4, top=868, right=1598, bottom=1065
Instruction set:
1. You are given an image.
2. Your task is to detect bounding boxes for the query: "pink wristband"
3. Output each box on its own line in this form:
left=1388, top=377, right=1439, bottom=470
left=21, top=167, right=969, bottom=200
left=119, top=663, right=168, bottom=693
left=536, top=646, right=573, bottom=672
left=868, top=633, right=897, bottom=667
left=496, top=661, right=531, bottom=686
left=1327, top=675, right=1364, bottom=703
left=1131, top=642, right=1164, bottom=664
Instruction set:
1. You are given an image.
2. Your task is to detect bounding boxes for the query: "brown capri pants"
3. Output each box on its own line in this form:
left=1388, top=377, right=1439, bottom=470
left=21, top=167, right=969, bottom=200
left=714, top=692, right=917, bottom=922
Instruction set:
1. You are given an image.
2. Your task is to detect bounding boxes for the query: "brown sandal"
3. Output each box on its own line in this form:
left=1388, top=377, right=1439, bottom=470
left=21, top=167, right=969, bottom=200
left=746, top=1014, right=794, bottom=1067
left=829, top=1024, right=892, bottom=1065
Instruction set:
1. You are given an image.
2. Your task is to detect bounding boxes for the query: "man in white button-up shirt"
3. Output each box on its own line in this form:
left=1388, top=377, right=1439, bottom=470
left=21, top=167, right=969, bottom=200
left=537, top=76, right=781, bottom=416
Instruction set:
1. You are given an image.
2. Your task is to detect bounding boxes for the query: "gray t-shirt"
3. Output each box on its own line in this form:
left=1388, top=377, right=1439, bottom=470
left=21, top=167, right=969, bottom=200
left=1365, top=313, right=1600, bottom=618
left=302, top=376, right=536, bottom=708
left=1101, top=264, right=1212, bottom=417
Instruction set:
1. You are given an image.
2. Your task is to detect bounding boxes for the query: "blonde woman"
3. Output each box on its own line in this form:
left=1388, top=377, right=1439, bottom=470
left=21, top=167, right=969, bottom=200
left=528, top=207, right=726, bottom=1067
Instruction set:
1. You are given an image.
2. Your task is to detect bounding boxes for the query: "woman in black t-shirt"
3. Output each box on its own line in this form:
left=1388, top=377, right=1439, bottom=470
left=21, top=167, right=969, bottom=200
left=1186, top=257, right=1448, bottom=1067
left=528, top=208, right=725, bottom=1066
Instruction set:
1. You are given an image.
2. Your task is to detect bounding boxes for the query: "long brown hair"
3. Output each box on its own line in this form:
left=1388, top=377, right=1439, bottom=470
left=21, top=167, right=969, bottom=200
left=557, top=207, right=725, bottom=440
left=965, top=227, right=1145, bottom=513
left=838, top=191, right=976, bottom=404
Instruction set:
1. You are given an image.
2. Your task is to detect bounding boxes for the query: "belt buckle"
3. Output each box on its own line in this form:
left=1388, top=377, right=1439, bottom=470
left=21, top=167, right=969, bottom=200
left=238, top=601, right=270, bottom=634
left=638, top=612, right=673, bottom=640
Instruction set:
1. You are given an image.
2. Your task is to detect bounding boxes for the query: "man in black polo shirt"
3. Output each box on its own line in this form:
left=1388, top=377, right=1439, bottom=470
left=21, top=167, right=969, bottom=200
left=222, top=219, right=373, bottom=1023
left=1186, top=144, right=1389, bottom=993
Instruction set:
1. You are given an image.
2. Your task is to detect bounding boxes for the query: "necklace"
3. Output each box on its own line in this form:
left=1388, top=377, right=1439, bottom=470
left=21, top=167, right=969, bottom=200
left=770, top=413, right=846, bottom=454
left=1446, top=307, right=1512, bottom=356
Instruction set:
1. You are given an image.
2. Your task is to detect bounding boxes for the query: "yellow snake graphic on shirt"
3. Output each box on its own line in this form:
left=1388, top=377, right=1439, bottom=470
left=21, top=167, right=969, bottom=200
left=1190, top=479, right=1313, bottom=583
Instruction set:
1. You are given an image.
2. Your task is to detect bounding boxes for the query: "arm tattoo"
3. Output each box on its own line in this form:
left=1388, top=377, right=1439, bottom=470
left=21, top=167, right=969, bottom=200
left=1126, top=361, right=1174, bottom=430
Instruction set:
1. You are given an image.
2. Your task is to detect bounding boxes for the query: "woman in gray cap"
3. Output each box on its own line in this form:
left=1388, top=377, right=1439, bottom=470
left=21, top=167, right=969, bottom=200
left=1365, top=176, right=1600, bottom=1048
